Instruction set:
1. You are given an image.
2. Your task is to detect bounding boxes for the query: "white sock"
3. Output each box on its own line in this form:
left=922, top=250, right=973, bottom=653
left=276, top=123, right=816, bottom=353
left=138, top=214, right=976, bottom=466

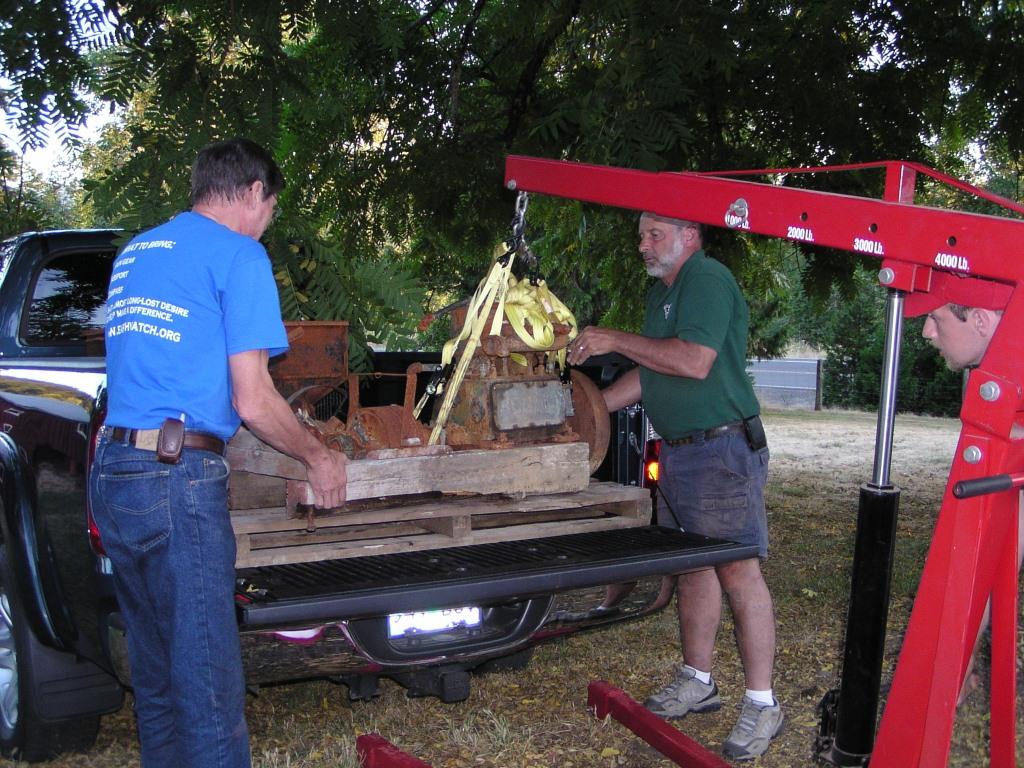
left=745, top=688, right=775, bottom=706
left=684, top=665, right=712, bottom=685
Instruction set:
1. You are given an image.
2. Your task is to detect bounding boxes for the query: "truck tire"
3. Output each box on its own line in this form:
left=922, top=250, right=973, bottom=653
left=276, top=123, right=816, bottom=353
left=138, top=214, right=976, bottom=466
left=0, top=547, right=99, bottom=761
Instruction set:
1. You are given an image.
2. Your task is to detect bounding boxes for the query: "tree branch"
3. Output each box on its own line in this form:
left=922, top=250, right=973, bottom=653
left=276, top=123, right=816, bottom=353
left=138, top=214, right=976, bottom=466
left=447, top=0, right=488, bottom=129
left=501, top=0, right=583, bottom=145
left=407, top=0, right=449, bottom=35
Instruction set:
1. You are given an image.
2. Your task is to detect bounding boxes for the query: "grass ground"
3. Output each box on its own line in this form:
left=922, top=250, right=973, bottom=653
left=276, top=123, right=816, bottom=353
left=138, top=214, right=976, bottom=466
left=6, top=408, right=1021, bottom=767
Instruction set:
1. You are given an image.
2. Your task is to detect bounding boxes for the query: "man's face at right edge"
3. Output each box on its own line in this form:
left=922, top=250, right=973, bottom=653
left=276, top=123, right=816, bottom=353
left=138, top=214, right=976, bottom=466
left=922, top=304, right=994, bottom=372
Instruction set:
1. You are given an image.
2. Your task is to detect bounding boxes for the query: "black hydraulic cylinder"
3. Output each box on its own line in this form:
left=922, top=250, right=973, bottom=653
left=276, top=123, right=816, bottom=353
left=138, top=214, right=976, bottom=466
left=816, top=286, right=904, bottom=765
left=820, top=482, right=900, bottom=765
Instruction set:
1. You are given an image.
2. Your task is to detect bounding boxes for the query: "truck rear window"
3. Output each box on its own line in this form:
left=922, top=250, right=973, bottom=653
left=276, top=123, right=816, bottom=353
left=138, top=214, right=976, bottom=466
left=23, top=251, right=114, bottom=348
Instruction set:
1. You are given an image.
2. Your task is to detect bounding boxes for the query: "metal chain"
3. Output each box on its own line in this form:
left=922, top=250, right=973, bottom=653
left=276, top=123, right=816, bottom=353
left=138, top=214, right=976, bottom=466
left=502, top=191, right=541, bottom=283
left=420, top=192, right=536, bottom=416
left=500, top=191, right=529, bottom=266
left=511, top=190, right=529, bottom=245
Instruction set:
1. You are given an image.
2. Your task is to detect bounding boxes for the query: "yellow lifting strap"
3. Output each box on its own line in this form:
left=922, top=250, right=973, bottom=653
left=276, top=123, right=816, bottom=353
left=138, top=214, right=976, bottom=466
left=415, top=260, right=579, bottom=446
left=418, top=254, right=515, bottom=445
left=503, top=275, right=578, bottom=370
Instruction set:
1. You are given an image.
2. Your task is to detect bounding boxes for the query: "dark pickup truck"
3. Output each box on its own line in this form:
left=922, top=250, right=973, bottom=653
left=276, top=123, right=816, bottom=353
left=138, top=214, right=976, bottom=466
left=0, top=229, right=752, bottom=761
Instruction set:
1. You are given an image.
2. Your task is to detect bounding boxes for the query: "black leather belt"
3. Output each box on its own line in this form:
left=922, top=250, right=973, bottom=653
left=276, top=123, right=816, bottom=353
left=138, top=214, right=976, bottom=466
left=664, top=420, right=746, bottom=447
left=110, top=427, right=225, bottom=455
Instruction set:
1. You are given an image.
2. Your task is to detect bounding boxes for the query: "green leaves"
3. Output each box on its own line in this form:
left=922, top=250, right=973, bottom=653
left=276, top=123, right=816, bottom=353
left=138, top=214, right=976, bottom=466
left=13, top=0, right=1024, bottom=371
left=268, top=230, right=426, bottom=371
left=1, top=1, right=116, bottom=148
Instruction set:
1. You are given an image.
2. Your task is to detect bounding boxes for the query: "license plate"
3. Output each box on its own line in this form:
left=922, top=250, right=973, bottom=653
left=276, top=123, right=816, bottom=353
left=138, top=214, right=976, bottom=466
left=387, top=606, right=482, bottom=638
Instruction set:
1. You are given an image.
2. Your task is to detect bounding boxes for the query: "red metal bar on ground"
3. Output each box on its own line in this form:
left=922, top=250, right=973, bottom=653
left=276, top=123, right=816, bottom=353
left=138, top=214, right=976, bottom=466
left=587, top=680, right=731, bottom=768
left=356, top=734, right=433, bottom=768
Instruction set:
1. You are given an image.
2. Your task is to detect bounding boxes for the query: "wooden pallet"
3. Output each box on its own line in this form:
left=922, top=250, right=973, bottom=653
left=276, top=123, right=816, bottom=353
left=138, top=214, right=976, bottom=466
left=231, top=481, right=652, bottom=568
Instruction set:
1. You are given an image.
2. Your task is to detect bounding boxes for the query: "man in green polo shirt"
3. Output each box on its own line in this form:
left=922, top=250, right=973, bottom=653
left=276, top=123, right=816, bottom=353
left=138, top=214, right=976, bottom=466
left=568, top=212, right=781, bottom=761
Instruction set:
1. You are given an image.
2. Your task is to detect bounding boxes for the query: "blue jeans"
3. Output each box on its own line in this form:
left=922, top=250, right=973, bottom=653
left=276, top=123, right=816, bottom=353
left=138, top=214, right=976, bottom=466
left=89, top=434, right=250, bottom=768
left=656, top=432, right=771, bottom=558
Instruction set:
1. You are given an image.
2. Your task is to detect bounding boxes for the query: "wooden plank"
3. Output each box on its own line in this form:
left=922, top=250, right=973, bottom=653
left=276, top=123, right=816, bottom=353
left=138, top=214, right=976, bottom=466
left=228, top=471, right=286, bottom=510
left=225, top=430, right=592, bottom=500
left=471, top=507, right=605, bottom=529
left=243, top=520, right=428, bottom=551
left=418, top=515, right=472, bottom=539
left=229, top=481, right=648, bottom=534
left=343, top=441, right=591, bottom=499
left=235, top=533, right=251, bottom=559
left=241, top=502, right=620, bottom=552
left=234, top=513, right=644, bottom=568
left=226, top=429, right=307, bottom=478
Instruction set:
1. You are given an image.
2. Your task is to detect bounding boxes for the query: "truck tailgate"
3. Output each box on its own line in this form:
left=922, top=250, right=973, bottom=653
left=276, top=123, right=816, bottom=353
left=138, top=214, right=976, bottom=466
left=235, top=525, right=756, bottom=626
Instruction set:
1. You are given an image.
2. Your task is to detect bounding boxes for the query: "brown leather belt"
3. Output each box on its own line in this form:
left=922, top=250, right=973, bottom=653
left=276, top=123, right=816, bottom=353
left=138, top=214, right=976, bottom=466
left=110, top=427, right=225, bottom=455
left=664, top=421, right=746, bottom=447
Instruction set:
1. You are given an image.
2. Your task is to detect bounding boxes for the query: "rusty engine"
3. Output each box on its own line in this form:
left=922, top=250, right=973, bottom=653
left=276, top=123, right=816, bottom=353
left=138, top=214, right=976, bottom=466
left=269, top=316, right=608, bottom=473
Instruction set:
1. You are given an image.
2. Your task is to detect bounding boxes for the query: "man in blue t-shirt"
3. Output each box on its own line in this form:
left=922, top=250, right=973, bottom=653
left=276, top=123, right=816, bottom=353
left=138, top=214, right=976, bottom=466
left=568, top=213, right=780, bottom=761
left=89, top=138, right=348, bottom=768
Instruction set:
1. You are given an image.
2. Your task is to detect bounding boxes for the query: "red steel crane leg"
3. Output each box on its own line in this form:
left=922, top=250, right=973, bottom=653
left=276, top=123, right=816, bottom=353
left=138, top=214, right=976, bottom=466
left=588, top=681, right=731, bottom=768
left=989, top=515, right=1019, bottom=768
left=356, top=734, right=433, bottom=768
left=872, top=431, right=1021, bottom=767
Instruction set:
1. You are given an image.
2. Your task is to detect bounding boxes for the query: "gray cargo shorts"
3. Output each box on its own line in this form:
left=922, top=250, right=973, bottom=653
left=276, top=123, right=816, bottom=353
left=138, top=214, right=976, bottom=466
left=655, top=431, right=770, bottom=558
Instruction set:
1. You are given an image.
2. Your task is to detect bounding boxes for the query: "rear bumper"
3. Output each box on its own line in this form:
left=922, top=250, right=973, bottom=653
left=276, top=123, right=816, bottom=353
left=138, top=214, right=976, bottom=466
left=109, top=527, right=753, bottom=687
left=235, top=525, right=753, bottom=627
left=235, top=576, right=672, bottom=684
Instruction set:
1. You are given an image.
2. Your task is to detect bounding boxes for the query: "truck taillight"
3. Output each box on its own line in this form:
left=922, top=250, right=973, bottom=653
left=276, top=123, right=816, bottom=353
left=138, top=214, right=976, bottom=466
left=641, top=438, right=660, bottom=489
left=87, top=511, right=106, bottom=556
left=87, top=404, right=107, bottom=556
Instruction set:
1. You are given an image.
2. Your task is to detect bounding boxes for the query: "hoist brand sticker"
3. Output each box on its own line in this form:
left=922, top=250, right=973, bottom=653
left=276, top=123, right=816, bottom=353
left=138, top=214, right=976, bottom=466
left=934, top=252, right=970, bottom=272
left=853, top=237, right=884, bottom=256
left=786, top=225, right=814, bottom=242
left=725, top=199, right=750, bottom=230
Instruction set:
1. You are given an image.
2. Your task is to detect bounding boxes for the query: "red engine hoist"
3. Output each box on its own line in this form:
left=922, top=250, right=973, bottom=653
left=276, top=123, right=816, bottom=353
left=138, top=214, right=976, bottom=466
left=503, top=154, right=1024, bottom=768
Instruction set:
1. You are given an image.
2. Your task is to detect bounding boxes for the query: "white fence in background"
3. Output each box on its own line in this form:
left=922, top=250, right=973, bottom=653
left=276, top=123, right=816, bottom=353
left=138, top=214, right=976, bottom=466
left=746, top=357, right=822, bottom=410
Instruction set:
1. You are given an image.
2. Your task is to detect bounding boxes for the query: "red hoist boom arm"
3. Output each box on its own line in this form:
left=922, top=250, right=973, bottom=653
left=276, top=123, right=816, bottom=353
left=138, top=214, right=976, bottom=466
left=504, top=155, right=1024, bottom=768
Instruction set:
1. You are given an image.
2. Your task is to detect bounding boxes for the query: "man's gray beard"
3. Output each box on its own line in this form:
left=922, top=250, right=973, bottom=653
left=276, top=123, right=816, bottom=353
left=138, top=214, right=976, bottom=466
left=645, top=238, right=685, bottom=279
left=646, top=262, right=668, bottom=278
